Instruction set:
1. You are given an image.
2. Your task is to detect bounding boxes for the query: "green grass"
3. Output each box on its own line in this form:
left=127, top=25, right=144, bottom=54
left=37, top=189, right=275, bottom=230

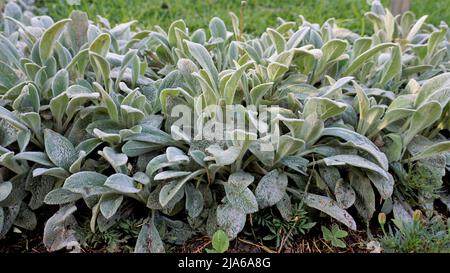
left=37, top=0, right=450, bottom=35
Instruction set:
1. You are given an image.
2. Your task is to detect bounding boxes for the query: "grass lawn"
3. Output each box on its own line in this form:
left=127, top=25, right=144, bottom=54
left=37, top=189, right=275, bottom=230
left=37, top=0, right=450, bottom=35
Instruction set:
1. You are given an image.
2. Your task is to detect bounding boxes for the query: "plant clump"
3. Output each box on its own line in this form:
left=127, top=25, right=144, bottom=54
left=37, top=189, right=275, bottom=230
left=0, top=0, right=449, bottom=253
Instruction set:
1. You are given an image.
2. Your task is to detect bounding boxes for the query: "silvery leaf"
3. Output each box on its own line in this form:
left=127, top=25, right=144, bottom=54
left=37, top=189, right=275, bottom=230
left=304, top=193, right=356, bottom=230
left=255, top=169, right=288, bottom=208
left=105, top=173, right=141, bottom=194
left=216, top=203, right=246, bottom=240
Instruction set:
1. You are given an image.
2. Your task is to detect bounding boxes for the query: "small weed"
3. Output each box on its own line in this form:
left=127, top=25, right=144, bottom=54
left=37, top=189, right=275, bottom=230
left=321, top=224, right=348, bottom=248
left=378, top=211, right=450, bottom=253
left=77, top=218, right=144, bottom=253
left=253, top=203, right=316, bottom=249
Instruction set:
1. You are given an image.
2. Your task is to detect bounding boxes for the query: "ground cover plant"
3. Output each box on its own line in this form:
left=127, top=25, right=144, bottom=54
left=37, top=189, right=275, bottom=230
left=0, top=0, right=449, bottom=253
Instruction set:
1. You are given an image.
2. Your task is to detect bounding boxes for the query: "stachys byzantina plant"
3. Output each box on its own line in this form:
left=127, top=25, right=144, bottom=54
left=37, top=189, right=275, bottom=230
left=0, top=0, right=449, bottom=252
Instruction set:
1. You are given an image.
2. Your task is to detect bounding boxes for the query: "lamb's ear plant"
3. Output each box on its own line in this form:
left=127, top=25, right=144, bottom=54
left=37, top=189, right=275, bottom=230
left=0, top=1, right=449, bottom=253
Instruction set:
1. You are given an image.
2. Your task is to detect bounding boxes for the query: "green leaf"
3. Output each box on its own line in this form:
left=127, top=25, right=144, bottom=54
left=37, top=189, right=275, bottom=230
left=415, top=72, right=450, bottom=107
left=134, top=217, right=165, bottom=253
left=125, top=127, right=174, bottom=145
left=332, top=238, right=347, bottom=248
left=186, top=40, right=219, bottom=90
left=408, top=141, right=450, bottom=162
left=52, top=69, right=69, bottom=97
left=67, top=11, right=89, bottom=52
left=375, top=102, right=415, bottom=134
left=19, top=112, right=41, bottom=138
left=299, top=114, right=324, bottom=146
left=268, top=61, right=289, bottom=81
left=16, top=84, right=40, bottom=113
left=93, top=129, right=121, bottom=145
left=33, top=167, right=70, bottom=179
left=159, top=178, right=189, bottom=208
left=121, top=105, right=145, bottom=126
left=49, top=92, right=69, bottom=128
left=159, top=170, right=205, bottom=207
left=105, top=173, right=140, bottom=194
left=69, top=151, right=86, bottom=173
left=43, top=205, right=80, bottom=252
left=224, top=182, right=258, bottom=214
left=319, top=154, right=394, bottom=199
left=205, top=145, right=240, bottom=166
left=305, top=193, right=356, bottom=230
left=353, top=81, right=371, bottom=135
left=384, top=133, right=403, bottom=162
left=93, top=82, right=119, bottom=123
left=44, top=188, right=82, bottom=205
left=0, top=151, right=26, bottom=174
left=0, top=182, right=13, bottom=202
left=276, top=193, right=293, bottom=221
left=154, top=171, right=191, bottom=181
left=14, top=152, right=54, bottom=167
left=224, top=61, right=254, bottom=104
left=322, top=127, right=388, bottom=170
left=44, top=129, right=76, bottom=170
left=189, top=150, right=207, bottom=167
left=343, top=43, right=396, bottom=76
left=66, top=48, right=89, bottom=74
left=39, top=19, right=71, bottom=62
left=427, top=28, right=447, bottom=57
left=0, top=106, right=28, bottom=131
left=145, top=154, right=169, bottom=178
left=315, top=39, right=348, bottom=78
left=184, top=183, right=204, bottom=218
left=75, top=138, right=102, bottom=155
left=122, top=141, right=162, bottom=157
left=160, top=88, right=189, bottom=116
left=168, top=19, right=186, bottom=46
left=406, top=15, right=428, bottom=41
left=275, top=135, right=305, bottom=163
left=320, top=76, right=353, bottom=98
left=90, top=52, right=111, bottom=89
left=212, top=230, right=229, bottom=253
left=0, top=61, right=19, bottom=89
left=166, top=146, right=189, bottom=162
left=216, top=203, right=246, bottom=240
left=17, top=130, right=31, bottom=153
left=14, top=203, right=37, bottom=230
left=255, top=169, right=288, bottom=208
left=267, top=28, right=286, bottom=54
left=280, top=156, right=308, bottom=175
left=228, top=171, right=254, bottom=189
left=303, top=97, right=347, bottom=120
left=209, top=17, right=227, bottom=40
left=115, top=49, right=139, bottom=88
left=379, top=45, right=401, bottom=87
left=349, top=171, right=375, bottom=221
left=89, top=33, right=111, bottom=57
left=403, top=101, right=442, bottom=147
left=133, top=172, right=150, bottom=185
left=250, top=82, right=273, bottom=106
left=334, top=179, right=356, bottom=209
left=249, top=137, right=275, bottom=166
left=99, top=147, right=128, bottom=173
left=63, top=171, right=109, bottom=197
left=321, top=226, right=333, bottom=241
left=99, top=193, right=124, bottom=219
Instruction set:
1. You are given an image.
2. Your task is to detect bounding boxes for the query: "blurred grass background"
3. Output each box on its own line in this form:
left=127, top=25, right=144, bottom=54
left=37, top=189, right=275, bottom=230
left=37, top=0, right=450, bottom=34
